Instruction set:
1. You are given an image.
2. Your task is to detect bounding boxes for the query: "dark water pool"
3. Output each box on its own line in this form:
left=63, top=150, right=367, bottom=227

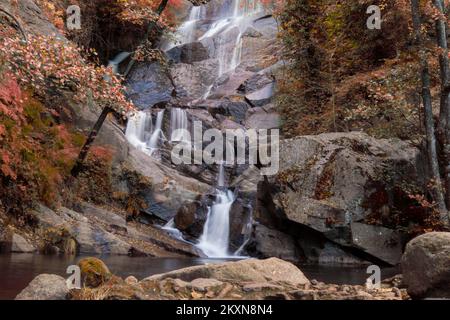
left=0, top=254, right=399, bottom=300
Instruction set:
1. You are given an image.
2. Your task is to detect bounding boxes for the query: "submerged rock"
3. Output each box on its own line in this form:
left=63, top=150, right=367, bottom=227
left=401, top=232, right=450, bottom=299
left=15, top=274, right=69, bottom=300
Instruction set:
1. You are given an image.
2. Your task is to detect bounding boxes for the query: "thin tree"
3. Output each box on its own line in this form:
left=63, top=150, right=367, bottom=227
left=433, top=0, right=450, bottom=216
left=410, top=0, right=448, bottom=219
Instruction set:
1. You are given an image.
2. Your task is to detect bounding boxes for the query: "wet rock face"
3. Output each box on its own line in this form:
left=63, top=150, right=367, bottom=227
left=126, top=62, right=175, bottom=110
left=259, top=132, right=424, bottom=265
left=228, top=200, right=252, bottom=252
left=401, top=232, right=450, bottom=299
left=208, top=100, right=250, bottom=124
left=166, top=42, right=210, bottom=64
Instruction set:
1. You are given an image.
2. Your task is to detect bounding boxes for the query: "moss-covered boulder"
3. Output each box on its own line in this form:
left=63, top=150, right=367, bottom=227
left=78, top=257, right=112, bottom=288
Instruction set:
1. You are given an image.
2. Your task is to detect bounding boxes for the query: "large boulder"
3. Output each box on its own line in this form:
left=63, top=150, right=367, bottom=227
left=126, top=147, right=210, bottom=219
left=143, top=258, right=310, bottom=286
left=401, top=232, right=450, bottom=299
left=180, top=42, right=210, bottom=64
left=171, top=59, right=219, bottom=101
left=15, top=274, right=69, bottom=300
left=245, top=82, right=275, bottom=107
left=261, top=132, right=424, bottom=265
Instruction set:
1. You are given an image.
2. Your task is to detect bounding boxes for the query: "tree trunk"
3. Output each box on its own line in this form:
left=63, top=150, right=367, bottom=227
left=411, top=0, right=448, bottom=218
left=123, top=0, right=170, bottom=77
left=70, top=106, right=112, bottom=178
left=433, top=0, right=450, bottom=222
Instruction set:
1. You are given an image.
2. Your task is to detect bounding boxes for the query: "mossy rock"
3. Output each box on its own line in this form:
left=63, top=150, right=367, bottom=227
left=78, top=257, right=112, bottom=288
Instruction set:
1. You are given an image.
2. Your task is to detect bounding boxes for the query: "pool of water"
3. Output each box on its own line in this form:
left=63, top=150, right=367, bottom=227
left=0, top=254, right=399, bottom=300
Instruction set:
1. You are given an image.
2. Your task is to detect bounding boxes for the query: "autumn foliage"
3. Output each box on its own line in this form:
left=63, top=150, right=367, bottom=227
left=0, top=34, right=134, bottom=116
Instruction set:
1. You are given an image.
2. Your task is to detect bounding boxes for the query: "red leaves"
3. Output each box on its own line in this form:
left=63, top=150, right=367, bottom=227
left=0, top=151, right=17, bottom=180
left=0, top=74, right=24, bottom=123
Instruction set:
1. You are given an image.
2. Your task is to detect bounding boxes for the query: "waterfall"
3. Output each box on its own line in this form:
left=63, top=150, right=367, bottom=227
left=125, top=110, right=165, bottom=157
left=170, top=108, right=190, bottom=143
left=161, top=6, right=204, bottom=51
left=197, top=189, right=235, bottom=258
left=125, top=111, right=152, bottom=151
left=196, top=162, right=235, bottom=258
left=162, top=219, right=186, bottom=242
left=153, top=0, right=262, bottom=257
left=198, top=0, right=263, bottom=77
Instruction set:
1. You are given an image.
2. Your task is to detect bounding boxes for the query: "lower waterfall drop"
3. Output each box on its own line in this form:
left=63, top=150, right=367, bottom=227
left=197, top=163, right=236, bottom=258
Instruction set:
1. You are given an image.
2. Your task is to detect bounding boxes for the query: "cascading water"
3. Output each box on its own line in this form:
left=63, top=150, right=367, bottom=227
left=196, top=162, right=237, bottom=258
left=198, top=0, right=263, bottom=78
left=197, top=188, right=235, bottom=258
left=125, top=111, right=152, bottom=151
left=125, top=110, right=165, bottom=157
left=153, top=0, right=262, bottom=257
left=170, top=108, right=190, bottom=143
left=161, top=6, right=204, bottom=51
left=148, top=110, right=165, bottom=155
